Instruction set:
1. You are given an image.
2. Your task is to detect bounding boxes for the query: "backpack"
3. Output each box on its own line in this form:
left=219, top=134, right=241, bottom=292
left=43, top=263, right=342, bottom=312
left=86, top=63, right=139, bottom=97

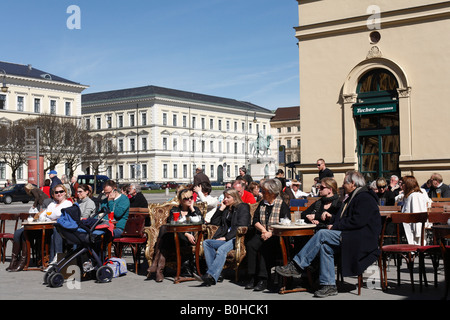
left=105, top=257, right=127, bottom=277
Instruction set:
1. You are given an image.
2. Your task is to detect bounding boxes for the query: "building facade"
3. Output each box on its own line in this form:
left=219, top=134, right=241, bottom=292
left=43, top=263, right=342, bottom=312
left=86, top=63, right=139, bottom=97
left=270, top=106, right=301, bottom=179
left=296, top=0, right=450, bottom=186
left=81, top=85, right=273, bottom=184
left=0, top=61, right=88, bottom=185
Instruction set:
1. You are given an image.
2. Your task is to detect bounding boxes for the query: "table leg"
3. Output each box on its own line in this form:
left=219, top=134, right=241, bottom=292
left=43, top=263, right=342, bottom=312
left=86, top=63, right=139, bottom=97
left=174, top=232, right=181, bottom=283
left=278, top=236, right=309, bottom=294
left=195, top=232, right=203, bottom=276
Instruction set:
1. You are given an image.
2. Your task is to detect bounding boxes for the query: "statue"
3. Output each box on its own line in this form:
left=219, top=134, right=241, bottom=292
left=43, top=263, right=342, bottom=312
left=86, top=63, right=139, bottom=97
left=250, top=131, right=273, bottom=159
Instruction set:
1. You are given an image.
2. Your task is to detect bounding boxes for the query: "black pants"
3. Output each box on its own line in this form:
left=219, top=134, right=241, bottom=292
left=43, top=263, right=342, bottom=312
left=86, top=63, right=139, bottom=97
left=246, top=234, right=280, bottom=279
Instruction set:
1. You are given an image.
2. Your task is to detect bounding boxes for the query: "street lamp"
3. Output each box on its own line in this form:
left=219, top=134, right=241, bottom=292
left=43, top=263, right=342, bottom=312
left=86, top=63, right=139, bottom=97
left=0, top=69, right=8, bottom=93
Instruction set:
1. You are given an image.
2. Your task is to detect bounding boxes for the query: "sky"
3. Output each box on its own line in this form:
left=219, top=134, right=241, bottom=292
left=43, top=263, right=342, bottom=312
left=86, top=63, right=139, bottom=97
left=1, top=0, right=300, bottom=111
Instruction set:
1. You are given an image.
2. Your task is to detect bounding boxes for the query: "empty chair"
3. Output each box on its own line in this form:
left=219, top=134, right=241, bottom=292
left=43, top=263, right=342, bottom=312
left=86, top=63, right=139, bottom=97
left=380, top=212, right=428, bottom=291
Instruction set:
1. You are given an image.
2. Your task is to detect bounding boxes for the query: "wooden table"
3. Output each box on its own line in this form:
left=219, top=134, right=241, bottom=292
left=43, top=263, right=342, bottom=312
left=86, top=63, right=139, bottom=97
left=271, top=223, right=316, bottom=294
left=22, top=221, right=56, bottom=271
left=432, top=224, right=450, bottom=300
left=164, top=223, right=203, bottom=284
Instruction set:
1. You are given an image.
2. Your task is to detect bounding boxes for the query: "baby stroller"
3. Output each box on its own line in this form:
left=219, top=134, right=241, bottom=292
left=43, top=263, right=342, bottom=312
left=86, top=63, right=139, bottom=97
left=43, top=205, right=114, bottom=288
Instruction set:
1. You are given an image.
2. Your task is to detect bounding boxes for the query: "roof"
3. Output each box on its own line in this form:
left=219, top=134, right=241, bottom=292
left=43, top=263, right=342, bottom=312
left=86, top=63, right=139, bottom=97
left=0, top=61, right=83, bottom=86
left=82, top=85, right=272, bottom=113
left=271, top=106, right=300, bottom=122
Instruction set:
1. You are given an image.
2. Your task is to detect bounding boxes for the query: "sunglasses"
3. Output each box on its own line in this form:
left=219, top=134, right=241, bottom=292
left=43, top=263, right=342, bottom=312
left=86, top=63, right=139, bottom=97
left=54, top=190, right=65, bottom=194
left=77, top=190, right=85, bottom=193
left=183, top=196, right=194, bottom=201
left=319, top=185, right=329, bottom=190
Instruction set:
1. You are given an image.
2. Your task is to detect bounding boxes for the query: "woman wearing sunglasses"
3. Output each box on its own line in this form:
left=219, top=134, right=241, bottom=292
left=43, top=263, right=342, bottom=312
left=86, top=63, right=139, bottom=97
left=6, top=184, right=72, bottom=272
left=195, top=188, right=251, bottom=286
left=77, top=184, right=96, bottom=219
left=149, top=189, right=202, bottom=282
left=302, top=178, right=342, bottom=229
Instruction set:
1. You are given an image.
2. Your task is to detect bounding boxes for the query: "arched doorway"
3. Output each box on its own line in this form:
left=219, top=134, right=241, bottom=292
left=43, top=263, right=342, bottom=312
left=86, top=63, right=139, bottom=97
left=353, top=69, right=400, bottom=182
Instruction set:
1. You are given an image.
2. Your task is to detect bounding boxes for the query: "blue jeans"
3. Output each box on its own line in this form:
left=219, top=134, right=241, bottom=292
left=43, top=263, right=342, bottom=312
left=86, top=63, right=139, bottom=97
left=292, top=229, right=341, bottom=286
left=203, top=238, right=235, bottom=283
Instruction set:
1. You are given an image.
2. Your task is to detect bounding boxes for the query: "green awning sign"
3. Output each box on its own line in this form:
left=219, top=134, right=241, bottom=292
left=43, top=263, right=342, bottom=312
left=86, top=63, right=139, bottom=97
left=353, top=102, right=397, bottom=115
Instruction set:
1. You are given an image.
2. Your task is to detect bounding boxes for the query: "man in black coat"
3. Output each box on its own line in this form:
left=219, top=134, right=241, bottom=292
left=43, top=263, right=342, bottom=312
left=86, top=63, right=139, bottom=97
left=276, top=171, right=381, bottom=298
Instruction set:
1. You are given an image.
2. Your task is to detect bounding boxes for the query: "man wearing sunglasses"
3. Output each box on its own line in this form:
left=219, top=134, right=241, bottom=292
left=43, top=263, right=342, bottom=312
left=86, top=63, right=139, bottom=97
left=100, top=180, right=130, bottom=238
left=375, top=177, right=395, bottom=205
left=317, top=158, right=334, bottom=181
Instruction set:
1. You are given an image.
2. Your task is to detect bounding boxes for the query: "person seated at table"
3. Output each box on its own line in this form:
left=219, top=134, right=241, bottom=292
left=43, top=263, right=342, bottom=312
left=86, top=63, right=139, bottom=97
left=193, top=182, right=218, bottom=223
left=148, top=189, right=203, bottom=282
left=401, top=175, right=432, bottom=245
left=77, top=184, right=97, bottom=219
left=375, top=177, right=395, bottom=205
left=6, top=184, right=72, bottom=272
left=301, top=177, right=342, bottom=229
left=275, top=171, right=381, bottom=298
left=194, top=189, right=251, bottom=286
left=245, top=178, right=290, bottom=291
left=25, top=183, right=51, bottom=211
left=232, top=179, right=256, bottom=204
left=248, top=181, right=262, bottom=202
left=99, top=180, right=130, bottom=239
left=128, top=183, right=148, bottom=208
left=285, top=179, right=310, bottom=200
left=427, top=173, right=450, bottom=199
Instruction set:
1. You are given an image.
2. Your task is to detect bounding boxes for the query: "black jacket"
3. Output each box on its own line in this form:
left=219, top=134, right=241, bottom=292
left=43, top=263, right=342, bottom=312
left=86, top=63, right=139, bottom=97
left=129, top=192, right=148, bottom=208
left=332, top=187, right=381, bottom=277
left=210, top=202, right=250, bottom=241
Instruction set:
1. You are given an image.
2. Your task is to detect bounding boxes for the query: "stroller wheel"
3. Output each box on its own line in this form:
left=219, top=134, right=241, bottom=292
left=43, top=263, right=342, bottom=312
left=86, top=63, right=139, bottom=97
left=96, top=265, right=114, bottom=283
left=43, top=266, right=57, bottom=285
left=48, top=272, right=65, bottom=288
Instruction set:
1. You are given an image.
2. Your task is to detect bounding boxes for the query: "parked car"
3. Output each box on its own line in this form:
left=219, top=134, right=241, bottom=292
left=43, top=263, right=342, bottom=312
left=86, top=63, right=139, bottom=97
left=0, top=184, right=35, bottom=204
left=143, top=181, right=162, bottom=190
left=77, top=175, right=110, bottom=194
left=161, top=181, right=178, bottom=189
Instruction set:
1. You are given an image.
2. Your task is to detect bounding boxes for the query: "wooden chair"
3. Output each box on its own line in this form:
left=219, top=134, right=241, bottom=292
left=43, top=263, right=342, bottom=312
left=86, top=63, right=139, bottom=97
left=431, top=198, right=450, bottom=202
left=113, top=210, right=148, bottom=273
left=200, top=201, right=260, bottom=282
left=380, top=212, right=428, bottom=291
left=439, top=233, right=450, bottom=300
left=418, top=211, right=450, bottom=291
left=144, top=203, right=174, bottom=276
left=0, top=213, right=20, bottom=263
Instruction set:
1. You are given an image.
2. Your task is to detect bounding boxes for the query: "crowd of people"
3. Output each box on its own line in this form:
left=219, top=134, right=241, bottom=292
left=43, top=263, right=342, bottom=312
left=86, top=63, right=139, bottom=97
left=4, top=163, right=450, bottom=298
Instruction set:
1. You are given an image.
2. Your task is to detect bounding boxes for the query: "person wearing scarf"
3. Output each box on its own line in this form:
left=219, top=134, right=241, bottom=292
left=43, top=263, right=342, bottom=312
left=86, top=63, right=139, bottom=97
left=301, top=177, right=342, bottom=229
left=276, top=171, right=380, bottom=298
left=245, top=178, right=290, bottom=291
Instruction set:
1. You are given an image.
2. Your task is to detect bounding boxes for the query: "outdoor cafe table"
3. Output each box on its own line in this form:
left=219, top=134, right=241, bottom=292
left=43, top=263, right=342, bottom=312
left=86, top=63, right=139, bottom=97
left=22, top=220, right=56, bottom=271
left=270, top=223, right=316, bottom=294
left=164, top=222, right=203, bottom=284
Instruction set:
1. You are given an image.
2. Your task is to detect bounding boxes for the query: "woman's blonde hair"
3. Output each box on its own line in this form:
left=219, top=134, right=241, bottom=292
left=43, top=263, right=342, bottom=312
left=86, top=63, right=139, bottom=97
left=321, top=177, right=338, bottom=194
left=223, top=188, right=243, bottom=207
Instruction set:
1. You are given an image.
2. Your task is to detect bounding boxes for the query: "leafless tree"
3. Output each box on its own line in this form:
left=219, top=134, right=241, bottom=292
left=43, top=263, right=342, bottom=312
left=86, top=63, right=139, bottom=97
left=0, top=122, right=27, bottom=184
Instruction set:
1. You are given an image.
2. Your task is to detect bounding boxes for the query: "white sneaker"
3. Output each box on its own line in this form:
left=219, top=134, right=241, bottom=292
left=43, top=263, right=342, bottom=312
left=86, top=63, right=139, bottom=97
left=43, top=256, right=58, bottom=272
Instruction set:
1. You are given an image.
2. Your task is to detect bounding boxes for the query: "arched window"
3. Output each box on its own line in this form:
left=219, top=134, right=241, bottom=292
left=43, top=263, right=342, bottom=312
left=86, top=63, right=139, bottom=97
left=354, top=69, right=400, bottom=182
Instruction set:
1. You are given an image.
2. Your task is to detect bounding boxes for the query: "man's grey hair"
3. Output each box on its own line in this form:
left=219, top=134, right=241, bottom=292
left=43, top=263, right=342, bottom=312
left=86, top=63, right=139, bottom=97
left=129, top=183, right=141, bottom=193
left=344, top=171, right=366, bottom=188
left=261, top=178, right=282, bottom=195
